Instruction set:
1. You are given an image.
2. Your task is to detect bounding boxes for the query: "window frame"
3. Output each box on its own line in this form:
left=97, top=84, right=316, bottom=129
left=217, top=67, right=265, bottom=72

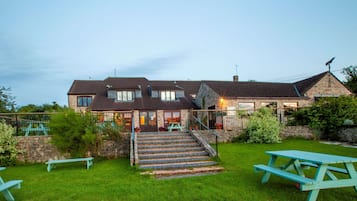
left=117, top=91, right=134, bottom=102
left=161, top=90, right=176, bottom=101
left=77, top=96, right=92, bottom=107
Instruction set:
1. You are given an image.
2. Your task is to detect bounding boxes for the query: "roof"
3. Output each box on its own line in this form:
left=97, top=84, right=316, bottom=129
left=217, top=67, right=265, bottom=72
left=68, top=78, right=201, bottom=111
left=294, top=71, right=329, bottom=95
left=68, top=71, right=345, bottom=110
left=203, top=81, right=299, bottom=98
left=68, top=80, right=104, bottom=95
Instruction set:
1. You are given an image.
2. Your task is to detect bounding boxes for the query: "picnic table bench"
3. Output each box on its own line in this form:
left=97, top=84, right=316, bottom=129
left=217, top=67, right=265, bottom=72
left=168, top=122, right=183, bottom=132
left=254, top=150, right=357, bottom=201
left=21, top=121, right=49, bottom=136
left=46, top=157, right=94, bottom=172
left=0, top=167, right=22, bottom=201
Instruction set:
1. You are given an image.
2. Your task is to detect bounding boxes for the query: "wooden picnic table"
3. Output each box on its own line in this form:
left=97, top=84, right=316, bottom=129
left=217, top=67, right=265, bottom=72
left=0, top=167, right=22, bottom=201
left=254, top=150, right=357, bottom=201
left=168, top=122, right=183, bottom=132
left=21, top=121, right=49, bottom=136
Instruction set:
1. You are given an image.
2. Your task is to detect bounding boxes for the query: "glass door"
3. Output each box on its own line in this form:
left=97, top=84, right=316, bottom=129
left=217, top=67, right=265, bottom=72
left=139, top=111, right=157, bottom=132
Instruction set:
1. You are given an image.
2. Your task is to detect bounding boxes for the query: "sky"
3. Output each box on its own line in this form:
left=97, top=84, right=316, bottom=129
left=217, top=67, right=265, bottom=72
left=0, top=0, right=356, bottom=107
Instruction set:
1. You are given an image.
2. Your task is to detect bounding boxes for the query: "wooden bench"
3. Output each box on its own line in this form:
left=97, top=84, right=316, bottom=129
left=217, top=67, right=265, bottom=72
left=46, top=157, right=94, bottom=172
left=0, top=179, right=22, bottom=201
left=300, top=162, right=348, bottom=174
left=254, top=164, right=315, bottom=186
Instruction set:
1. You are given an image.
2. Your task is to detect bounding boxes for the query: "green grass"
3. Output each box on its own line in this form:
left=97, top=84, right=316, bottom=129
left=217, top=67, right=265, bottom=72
left=1, top=139, right=356, bottom=201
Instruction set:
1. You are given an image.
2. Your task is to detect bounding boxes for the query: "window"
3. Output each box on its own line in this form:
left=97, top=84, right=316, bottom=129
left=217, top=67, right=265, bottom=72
left=117, top=91, right=134, bottom=102
left=161, top=90, right=175, bottom=101
left=164, top=111, right=181, bottom=127
left=283, top=102, right=298, bottom=115
left=114, top=112, right=132, bottom=130
left=77, top=96, right=92, bottom=107
left=238, top=103, right=255, bottom=114
left=261, top=102, right=277, bottom=108
left=227, top=106, right=236, bottom=116
left=261, top=102, right=277, bottom=114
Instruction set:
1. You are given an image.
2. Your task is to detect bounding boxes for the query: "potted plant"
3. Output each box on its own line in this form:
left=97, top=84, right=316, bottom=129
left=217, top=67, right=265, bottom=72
left=134, top=127, right=141, bottom=133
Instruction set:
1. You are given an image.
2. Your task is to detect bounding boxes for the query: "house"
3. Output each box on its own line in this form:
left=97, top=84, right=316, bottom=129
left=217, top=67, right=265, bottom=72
left=68, top=77, right=201, bottom=132
left=195, top=71, right=352, bottom=129
left=67, top=71, right=352, bottom=131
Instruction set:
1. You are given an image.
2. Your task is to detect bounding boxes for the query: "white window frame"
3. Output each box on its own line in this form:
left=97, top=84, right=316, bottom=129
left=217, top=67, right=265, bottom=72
left=117, top=91, right=134, bottom=102
left=161, top=90, right=176, bottom=101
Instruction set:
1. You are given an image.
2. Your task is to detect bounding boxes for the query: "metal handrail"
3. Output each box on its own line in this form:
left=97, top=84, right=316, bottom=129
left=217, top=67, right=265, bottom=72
left=191, top=115, right=219, bottom=156
left=130, top=115, right=136, bottom=166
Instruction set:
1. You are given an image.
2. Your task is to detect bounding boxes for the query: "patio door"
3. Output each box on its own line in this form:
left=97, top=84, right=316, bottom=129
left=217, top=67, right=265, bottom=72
left=139, top=111, right=157, bottom=132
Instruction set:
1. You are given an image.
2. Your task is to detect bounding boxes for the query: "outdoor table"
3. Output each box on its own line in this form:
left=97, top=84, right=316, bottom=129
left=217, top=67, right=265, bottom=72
left=0, top=166, right=23, bottom=201
left=168, top=122, right=183, bottom=132
left=254, top=150, right=357, bottom=201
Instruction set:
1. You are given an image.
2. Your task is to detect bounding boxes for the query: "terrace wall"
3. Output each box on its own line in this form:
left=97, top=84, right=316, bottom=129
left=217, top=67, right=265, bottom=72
left=196, top=126, right=314, bottom=143
left=15, top=133, right=130, bottom=163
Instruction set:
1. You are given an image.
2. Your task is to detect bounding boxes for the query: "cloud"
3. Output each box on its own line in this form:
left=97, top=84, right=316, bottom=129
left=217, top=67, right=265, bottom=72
left=111, top=53, right=188, bottom=78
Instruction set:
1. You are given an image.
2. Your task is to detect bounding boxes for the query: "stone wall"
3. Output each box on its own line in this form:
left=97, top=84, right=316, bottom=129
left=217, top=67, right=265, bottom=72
left=97, top=134, right=130, bottom=159
left=196, top=129, right=242, bottom=143
left=15, top=133, right=130, bottom=163
left=16, top=136, right=64, bottom=163
left=280, top=126, right=314, bottom=139
left=194, top=125, right=314, bottom=143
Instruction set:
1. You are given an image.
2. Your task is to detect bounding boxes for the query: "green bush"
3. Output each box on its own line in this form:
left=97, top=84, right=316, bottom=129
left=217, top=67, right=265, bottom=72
left=287, top=107, right=310, bottom=126
left=98, top=121, right=123, bottom=143
left=49, top=110, right=98, bottom=158
left=0, top=120, right=18, bottom=166
left=308, top=96, right=357, bottom=140
left=244, top=107, right=281, bottom=144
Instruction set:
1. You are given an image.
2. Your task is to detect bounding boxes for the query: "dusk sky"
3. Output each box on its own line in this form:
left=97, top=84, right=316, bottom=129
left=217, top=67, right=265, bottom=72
left=1, top=0, right=356, bottom=107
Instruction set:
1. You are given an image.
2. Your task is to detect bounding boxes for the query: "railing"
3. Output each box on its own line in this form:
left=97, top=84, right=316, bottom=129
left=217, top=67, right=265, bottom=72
left=190, top=115, right=219, bottom=157
left=0, top=112, right=52, bottom=136
left=130, top=115, right=137, bottom=166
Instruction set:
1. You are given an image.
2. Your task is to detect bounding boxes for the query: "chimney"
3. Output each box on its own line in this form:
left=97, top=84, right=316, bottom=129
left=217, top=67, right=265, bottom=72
left=233, top=75, right=239, bottom=82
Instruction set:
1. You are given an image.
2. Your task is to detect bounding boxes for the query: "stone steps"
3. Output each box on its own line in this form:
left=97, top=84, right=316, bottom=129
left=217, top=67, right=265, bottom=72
left=136, top=132, right=223, bottom=176
left=139, top=156, right=211, bottom=165
left=139, top=151, right=209, bottom=159
left=141, top=166, right=224, bottom=179
left=138, top=147, right=204, bottom=154
left=139, top=161, right=218, bottom=170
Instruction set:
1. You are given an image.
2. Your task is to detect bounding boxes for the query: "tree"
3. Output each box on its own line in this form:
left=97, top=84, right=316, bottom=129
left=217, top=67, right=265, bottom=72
left=342, top=65, right=357, bottom=94
left=49, top=109, right=98, bottom=157
left=17, top=102, right=67, bottom=113
left=0, top=86, right=16, bottom=113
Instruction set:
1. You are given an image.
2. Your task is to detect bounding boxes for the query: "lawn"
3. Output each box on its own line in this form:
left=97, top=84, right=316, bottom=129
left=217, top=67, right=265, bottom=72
left=1, top=139, right=356, bottom=201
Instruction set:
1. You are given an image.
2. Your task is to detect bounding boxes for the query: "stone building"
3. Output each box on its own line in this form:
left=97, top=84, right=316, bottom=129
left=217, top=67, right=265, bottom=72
left=194, top=71, right=352, bottom=129
left=68, top=71, right=352, bottom=131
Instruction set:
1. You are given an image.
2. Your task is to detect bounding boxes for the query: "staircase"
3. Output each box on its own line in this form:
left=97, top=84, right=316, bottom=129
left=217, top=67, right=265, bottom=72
left=136, top=132, right=223, bottom=178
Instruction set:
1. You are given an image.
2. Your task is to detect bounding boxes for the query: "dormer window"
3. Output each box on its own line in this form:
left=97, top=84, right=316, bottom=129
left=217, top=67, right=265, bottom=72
left=161, top=90, right=175, bottom=101
left=117, top=91, right=134, bottom=102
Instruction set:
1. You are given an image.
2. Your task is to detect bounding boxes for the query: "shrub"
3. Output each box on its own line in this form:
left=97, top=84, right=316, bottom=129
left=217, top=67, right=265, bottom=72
left=49, top=110, right=98, bottom=158
left=98, top=121, right=123, bottom=143
left=231, top=130, right=249, bottom=143
left=0, top=120, right=18, bottom=166
left=287, top=107, right=310, bottom=126
left=244, top=107, right=281, bottom=144
left=308, top=96, right=357, bottom=140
